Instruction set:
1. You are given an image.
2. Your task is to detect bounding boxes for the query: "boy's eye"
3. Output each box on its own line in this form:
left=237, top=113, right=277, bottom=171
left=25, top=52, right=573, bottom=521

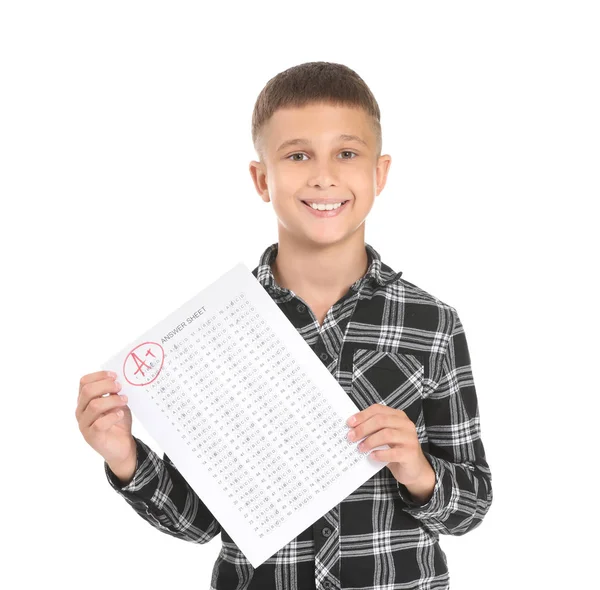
left=288, top=153, right=308, bottom=162
left=287, top=151, right=357, bottom=162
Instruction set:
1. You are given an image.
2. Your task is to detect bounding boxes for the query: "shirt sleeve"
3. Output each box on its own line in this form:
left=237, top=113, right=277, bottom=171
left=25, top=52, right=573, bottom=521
left=395, top=307, right=493, bottom=535
left=105, top=435, right=222, bottom=543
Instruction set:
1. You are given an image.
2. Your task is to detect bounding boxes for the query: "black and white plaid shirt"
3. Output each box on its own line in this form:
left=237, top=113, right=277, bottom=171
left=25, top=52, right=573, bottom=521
left=105, top=241, right=493, bottom=589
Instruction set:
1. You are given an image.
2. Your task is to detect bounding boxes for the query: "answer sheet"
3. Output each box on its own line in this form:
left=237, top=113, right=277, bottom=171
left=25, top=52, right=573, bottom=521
left=101, top=263, right=390, bottom=568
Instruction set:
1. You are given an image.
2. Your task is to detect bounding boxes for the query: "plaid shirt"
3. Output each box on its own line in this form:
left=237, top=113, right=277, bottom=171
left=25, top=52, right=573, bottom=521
left=105, top=242, right=493, bottom=589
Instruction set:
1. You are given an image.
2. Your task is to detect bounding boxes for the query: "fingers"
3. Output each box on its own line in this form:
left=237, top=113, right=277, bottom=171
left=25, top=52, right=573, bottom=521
left=79, top=370, right=116, bottom=394
left=357, top=427, right=404, bottom=454
left=76, top=371, right=126, bottom=428
left=89, top=406, right=127, bottom=433
left=78, top=370, right=116, bottom=408
left=78, top=371, right=121, bottom=409
left=79, top=389, right=129, bottom=430
left=348, top=412, right=415, bottom=444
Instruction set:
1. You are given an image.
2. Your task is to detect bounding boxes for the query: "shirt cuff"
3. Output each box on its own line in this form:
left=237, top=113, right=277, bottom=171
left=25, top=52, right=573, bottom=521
left=104, top=436, right=146, bottom=493
left=396, top=452, right=448, bottom=518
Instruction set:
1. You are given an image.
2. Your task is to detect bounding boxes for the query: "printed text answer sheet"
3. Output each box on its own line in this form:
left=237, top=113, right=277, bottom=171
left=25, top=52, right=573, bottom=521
left=101, top=263, right=390, bottom=567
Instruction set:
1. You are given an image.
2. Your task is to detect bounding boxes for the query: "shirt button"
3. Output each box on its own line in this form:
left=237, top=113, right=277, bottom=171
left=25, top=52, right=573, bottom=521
left=320, top=352, right=328, bottom=361
left=323, top=581, right=332, bottom=589
left=321, top=526, right=332, bottom=537
left=296, top=303, right=306, bottom=313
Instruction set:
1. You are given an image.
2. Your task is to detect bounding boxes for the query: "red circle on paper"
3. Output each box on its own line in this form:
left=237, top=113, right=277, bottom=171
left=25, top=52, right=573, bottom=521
left=123, top=341, right=165, bottom=387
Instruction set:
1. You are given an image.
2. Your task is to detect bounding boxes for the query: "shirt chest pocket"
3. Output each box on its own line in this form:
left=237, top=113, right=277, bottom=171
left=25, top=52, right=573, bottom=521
left=351, top=348, right=425, bottom=425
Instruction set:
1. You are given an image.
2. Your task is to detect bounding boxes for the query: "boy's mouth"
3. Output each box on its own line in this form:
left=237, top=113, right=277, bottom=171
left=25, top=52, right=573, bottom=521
left=301, top=200, right=349, bottom=210
left=300, top=199, right=350, bottom=217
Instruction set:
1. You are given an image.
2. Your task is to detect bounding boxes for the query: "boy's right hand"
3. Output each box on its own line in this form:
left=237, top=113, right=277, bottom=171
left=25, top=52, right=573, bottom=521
left=75, top=371, right=135, bottom=469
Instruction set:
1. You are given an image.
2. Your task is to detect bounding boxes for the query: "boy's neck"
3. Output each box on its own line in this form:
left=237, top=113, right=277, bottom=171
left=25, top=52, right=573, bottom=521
left=270, top=234, right=370, bottom=304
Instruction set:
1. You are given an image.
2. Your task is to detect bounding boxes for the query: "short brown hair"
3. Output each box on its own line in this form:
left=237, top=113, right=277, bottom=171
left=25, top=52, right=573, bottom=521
left=251, top=61, right=382, bottom=162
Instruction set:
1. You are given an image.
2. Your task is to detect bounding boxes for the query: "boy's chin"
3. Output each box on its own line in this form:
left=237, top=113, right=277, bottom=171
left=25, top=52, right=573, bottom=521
left=288, top=230, right=360, bottom=249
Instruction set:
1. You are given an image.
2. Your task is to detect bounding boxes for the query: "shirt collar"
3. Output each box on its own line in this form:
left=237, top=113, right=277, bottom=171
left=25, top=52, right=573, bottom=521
left=252, top=242, right=403, bottom=294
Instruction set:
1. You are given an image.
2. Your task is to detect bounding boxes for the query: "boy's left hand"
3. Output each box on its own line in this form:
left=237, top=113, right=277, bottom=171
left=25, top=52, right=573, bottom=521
left=346, top=403, right=434, bottom=489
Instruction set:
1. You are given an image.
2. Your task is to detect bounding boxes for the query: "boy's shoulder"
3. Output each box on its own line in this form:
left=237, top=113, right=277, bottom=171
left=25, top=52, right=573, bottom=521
left=377, top=271, right=461, bottom=336
left=393, top=274, right=455, bottom=311
left=372, top=249, right=458, bottom=319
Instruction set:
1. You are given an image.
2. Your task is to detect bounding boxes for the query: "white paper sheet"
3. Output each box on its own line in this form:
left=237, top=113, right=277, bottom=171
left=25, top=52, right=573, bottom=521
left=101, top=262, right=390, bottom=568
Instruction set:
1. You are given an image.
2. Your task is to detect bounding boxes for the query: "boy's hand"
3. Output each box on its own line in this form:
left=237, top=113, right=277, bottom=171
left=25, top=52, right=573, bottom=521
left=346, top=404, right=435, bottom=498
left=75, top=370, right=136, bottom=468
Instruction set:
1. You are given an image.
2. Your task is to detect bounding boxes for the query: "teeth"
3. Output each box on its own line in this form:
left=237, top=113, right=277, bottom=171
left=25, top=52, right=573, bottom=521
left=308, top=201, right=345, bottom=210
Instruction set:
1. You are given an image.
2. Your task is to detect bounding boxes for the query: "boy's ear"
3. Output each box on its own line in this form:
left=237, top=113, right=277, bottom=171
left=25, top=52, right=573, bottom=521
left=375, top=154, right=392, bottom=196
left=249, top=160, right=270, bottom=203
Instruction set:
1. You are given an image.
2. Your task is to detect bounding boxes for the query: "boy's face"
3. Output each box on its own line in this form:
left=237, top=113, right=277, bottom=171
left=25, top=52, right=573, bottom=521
left=249, top=102, right=391, bottom=248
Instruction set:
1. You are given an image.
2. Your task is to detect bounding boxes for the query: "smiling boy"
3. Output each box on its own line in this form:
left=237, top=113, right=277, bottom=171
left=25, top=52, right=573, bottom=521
left=82, top=61, right=493, bottom=590
left=249, top=99, right=390, bottom=330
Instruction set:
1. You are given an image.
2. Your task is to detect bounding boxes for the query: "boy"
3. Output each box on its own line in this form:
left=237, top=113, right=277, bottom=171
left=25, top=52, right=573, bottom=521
left=76, top=61, right=493, bottom=589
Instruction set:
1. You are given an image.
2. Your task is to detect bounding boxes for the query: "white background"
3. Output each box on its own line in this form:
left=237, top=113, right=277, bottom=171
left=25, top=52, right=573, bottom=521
left=1, top=1, right=598, bottom=588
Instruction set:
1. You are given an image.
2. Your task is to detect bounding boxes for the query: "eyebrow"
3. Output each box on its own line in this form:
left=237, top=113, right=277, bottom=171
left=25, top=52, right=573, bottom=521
left=276, top=134, right=368, bottom=153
